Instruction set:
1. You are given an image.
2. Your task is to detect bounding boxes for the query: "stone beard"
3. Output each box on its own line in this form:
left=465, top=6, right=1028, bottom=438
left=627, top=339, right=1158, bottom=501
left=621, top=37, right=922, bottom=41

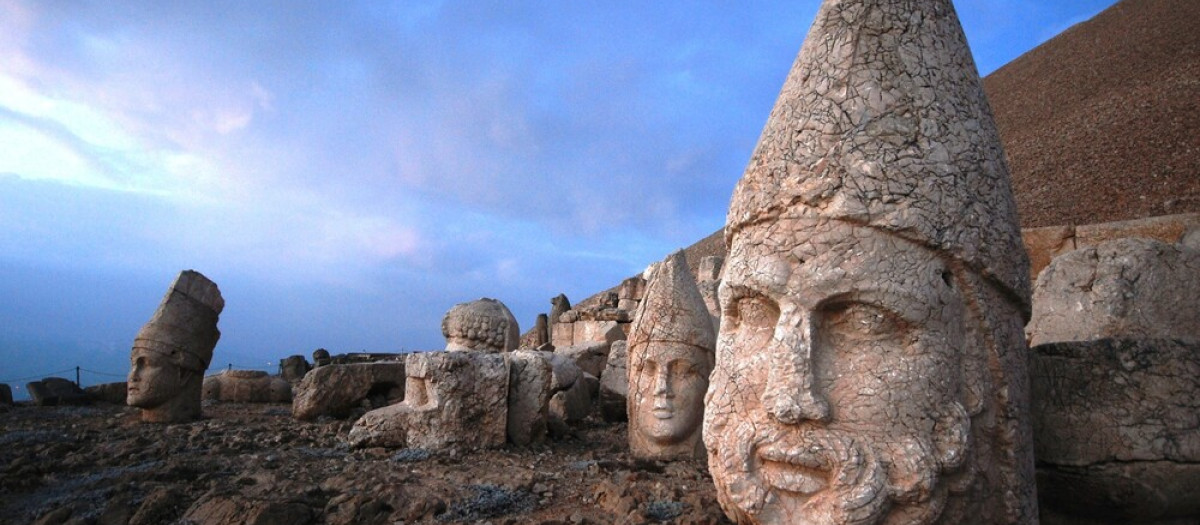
left=629, top=341, right=712, bottom=459
left=703, top=219, right=1007, bottom=524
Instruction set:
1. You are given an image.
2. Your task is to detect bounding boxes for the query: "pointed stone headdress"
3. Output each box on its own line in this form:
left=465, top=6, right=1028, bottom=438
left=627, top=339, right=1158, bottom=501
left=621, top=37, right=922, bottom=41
left=629, top=251, right=715, bottom=352
left=134, top=270, right=224, bottom=373
left=726, top=0, right=1031, bottom=316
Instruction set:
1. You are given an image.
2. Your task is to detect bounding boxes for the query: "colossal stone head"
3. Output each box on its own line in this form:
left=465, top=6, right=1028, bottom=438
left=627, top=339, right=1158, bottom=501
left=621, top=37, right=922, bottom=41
left=127, top=270, right=223, bottom=423
left=441, top=298, right=520, bottom=353
left=702, top=1, right=1037, bottom=523
left=628, top=251, right=715, bottom=461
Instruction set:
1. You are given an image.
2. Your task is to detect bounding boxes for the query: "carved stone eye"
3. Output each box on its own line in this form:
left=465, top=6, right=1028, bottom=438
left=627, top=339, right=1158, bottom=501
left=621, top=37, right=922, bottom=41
left=821, top=302, right=906, bottom=342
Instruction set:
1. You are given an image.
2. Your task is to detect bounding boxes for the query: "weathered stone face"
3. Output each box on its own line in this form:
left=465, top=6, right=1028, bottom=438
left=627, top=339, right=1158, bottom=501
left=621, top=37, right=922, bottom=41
left=703, top=0, right=1036, bottom=520
left=441, top=298, right=520, bottom=353
left=706, top=222, right=982, bottom=524
left=628, top=251, right=714, bottom=461
left=127, top=270, right=223, bottom=423
left=127, top=349, right=185, bottom=410
left=630, top=342, right=709, bottom=451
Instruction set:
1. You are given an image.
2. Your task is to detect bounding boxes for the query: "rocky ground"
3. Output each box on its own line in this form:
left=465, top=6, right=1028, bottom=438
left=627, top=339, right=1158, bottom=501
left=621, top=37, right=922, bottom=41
left=0, top=402, right=730, bottom=525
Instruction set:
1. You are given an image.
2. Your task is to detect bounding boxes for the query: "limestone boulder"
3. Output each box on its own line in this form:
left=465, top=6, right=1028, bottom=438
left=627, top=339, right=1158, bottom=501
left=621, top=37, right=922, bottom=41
left=507, top=350, right=552, bottom=446
left=85, top=382, right=128, bottom=405
left=202, top=370, right=291, bottom=404
left=550, top=322, right=574, bottom=348
left=27, top=377, right=89, bottom=406
left=347, top=351, right=508, bottom=450
left=1031, top=339, right=1200, bottom=522
left=292, top=362, right=407, bottom=421
left=1027, top=237, right=1200, bottom=346
left=598, top=340, right=629, bottom=422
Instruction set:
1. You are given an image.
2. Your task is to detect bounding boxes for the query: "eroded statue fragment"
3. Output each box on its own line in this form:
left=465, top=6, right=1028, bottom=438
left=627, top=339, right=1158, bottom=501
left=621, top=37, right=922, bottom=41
left=127, top=270, right=224, bottom=423
left=347, top=351, right=508, bottom=450
left=703, top=0, right=1037, bottom=523
left=627, top=251, right=714, bottom=461
left=441, top=298, right=520, bottom=352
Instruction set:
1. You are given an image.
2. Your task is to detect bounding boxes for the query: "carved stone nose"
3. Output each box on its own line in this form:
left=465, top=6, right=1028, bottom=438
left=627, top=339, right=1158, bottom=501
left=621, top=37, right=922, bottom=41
left=764, top=310, right=830, bottom=425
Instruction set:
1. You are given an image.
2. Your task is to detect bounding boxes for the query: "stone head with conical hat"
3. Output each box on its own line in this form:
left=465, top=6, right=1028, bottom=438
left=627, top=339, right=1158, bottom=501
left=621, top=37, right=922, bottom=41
left=703, top=1, right=1037, bottom=523
left=127, top=270, right=224, bottom=423
left=628, top=250, right=715, bottom=461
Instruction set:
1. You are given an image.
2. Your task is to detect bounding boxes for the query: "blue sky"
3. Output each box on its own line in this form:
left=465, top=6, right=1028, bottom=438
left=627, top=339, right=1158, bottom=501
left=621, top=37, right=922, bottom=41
left=0, top=0, right=1119, bottom=397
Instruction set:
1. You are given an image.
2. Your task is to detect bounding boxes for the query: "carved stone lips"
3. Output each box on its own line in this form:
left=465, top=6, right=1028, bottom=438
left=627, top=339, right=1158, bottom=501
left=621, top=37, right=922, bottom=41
left=758, top=445, right=833, bottom=495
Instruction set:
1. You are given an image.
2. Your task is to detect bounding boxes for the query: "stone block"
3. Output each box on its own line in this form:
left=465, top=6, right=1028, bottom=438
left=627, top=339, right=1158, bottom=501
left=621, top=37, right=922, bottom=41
left=292, top=362, right=407, bottom=421
left=1022, top=224, right=1076, bottom=282
left=26, top=377, right=89, bottom=406
left=1074, top=212, right=1200, bottom=251
left=1031, top=339, right=1200, bottom=522
left=1027, top=237, right=1200, bottom=346
left=0, top=383, right=12, bottom=406
left=347, top=351, right=508, bottom=450
left=598, top=340, right=629, bottom=422
left=85, top=382, right=128, bottom=405
left=278, top=355, right=311, bottom=384
left=555, top=341, right=610, bottom=379
left=507, top=350, right=552, bottom=446
left=202, top=370, right=291, bottom=403
left=550, top=322, right=574, bottom=349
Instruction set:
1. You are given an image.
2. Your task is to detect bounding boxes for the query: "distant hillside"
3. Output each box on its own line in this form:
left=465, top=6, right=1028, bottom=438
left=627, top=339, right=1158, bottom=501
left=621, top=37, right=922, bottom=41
left=984, top=0, right=1200, bottom=228
left=576, top=0, right=1199, bottom=310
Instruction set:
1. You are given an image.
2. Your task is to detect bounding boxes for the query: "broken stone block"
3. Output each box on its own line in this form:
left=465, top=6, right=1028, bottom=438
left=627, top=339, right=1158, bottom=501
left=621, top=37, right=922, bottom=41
left=555, top=341, right=610, bottom=379
left=347, top=351, right=508, bottom=450
left=292, top=362, right=406, bottom=421
left=127, top=270, right=223, bottom=423
left=202, top=370, right=291, bottom=404
left=312, top=348, right=331, bottom=367
left=549, top=372, right=596, bottom=428
left=598, top=340, right=629, bottom=422
left=441, top=297, right=520, bottom=352
left=507, top=350, right=552, bottom=446
left=1027, top=237, right=1200, bottom=346
left=1031, top=339, right=1200, bottom=523
left=27, top=377, right=89, bottom=406
left=85, top=382, right=128, bottom=405
left=550, top=321, right=574, bottom=349
left=0, top=383, right=12, bottom=406
left=279, top=355, right=311, bottom=383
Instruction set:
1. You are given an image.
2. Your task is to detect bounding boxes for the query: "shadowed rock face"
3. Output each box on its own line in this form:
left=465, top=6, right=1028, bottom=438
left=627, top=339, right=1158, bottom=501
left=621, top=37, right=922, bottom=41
left=704, top=0, right=1036, bottom=523
left=1031, top=339, right=1200, bottom=523
left=127, top=270, right=223, bottom=424
left=627, top=251, right=714, bottom=461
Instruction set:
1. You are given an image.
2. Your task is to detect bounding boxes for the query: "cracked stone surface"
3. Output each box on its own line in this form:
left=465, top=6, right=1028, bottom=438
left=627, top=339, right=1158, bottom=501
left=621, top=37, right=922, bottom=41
left=127, top=270, right=224, bottom=424
left=1026, top=237, right=1200, bottom=346
left=441, top=298, right=520, bottom=353
left=1031, top=338, right=1200, bottom=523
left=704, top=0, right=1036, bottom=523
left=627, top=251, right=714, bottom=462
left=347, top=351, right=508, bottom=451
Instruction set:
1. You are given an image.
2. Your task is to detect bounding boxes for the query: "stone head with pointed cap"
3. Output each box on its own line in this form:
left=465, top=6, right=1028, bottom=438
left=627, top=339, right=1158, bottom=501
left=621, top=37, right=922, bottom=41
left=627, top=250, right=715, bottom=460
left=703, top=0, right=1037, bottom=523
left=127, top=270, right=224, bottom=423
